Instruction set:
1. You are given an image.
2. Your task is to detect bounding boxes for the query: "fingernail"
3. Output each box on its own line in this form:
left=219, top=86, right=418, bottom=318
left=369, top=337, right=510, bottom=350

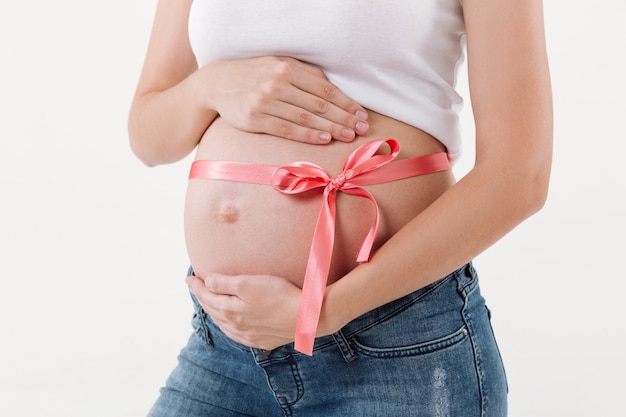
left=319, top=132, right=331, bottom=142
left=341, top=128, right=355, bottom=139
left=355, top=110, right=367, bottom=119
left=355, top=121, right=368, bottom=135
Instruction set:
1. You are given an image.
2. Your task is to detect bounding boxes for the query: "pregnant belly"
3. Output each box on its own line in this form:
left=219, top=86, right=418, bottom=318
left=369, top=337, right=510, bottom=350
left=184, top=113, right=454, bottom=287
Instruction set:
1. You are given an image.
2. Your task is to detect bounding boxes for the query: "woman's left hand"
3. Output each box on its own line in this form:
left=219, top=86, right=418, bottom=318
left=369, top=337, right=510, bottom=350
left=186, top=272, right=301, bottom=351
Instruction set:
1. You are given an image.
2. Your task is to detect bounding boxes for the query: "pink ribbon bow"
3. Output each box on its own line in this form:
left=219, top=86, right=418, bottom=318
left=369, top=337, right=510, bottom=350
left=271, top=139, right=403, bottom=355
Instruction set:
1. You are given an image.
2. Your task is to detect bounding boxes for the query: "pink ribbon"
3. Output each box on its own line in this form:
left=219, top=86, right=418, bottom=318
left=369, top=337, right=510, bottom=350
left=188, top=139, right=451, bottom=355
left=271, top=139, right=441, bottom=355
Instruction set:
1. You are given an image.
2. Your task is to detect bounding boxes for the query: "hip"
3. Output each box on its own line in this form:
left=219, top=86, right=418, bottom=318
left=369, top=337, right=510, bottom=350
left=164, top=263, right=508, bottom=416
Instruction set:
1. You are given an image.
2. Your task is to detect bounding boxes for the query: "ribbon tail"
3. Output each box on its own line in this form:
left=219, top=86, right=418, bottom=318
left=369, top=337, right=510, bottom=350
left=342, top=187, right=380, bottom=264
left=294, top=189, right=337, bottom=355
left=356, top=218, right=378, bottom=263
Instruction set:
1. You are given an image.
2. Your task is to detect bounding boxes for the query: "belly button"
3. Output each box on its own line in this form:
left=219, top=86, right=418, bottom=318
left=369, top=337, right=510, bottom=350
left=217, top=202, right=240, bottom=224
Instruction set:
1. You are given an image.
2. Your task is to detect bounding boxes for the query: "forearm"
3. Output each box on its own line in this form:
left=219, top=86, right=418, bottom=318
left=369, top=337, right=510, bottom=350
left=128, top=69, right=217, bottom=166
left=321, top=146, right=552, bottom=334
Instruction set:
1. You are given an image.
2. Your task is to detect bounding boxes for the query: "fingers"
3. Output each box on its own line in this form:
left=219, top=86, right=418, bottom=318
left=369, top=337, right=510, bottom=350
left=283, top=91, right=370, bottom=141
left=186, top=273, right=239, bottom=307
left=270, top=59, right=370, bottom=142
left=185, top=274, right=205, bottom=296
left=185, top=274, right=276, bottom=348
left=253, top=104, right=367, bottom=145
left=186, top=275, right=239, bottom=325
left=199, top=272, right=237, bottom=295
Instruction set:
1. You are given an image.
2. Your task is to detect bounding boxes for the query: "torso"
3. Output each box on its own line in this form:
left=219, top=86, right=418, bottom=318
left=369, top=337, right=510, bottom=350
left=188, top=0, right=467, bottom=163
left=184, top=111, right=455, bottom=287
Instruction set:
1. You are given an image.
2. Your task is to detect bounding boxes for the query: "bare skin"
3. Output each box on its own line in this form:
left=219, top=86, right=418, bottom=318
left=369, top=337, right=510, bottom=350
left=185, top=112, right=453, bottom=288
left=130, top=0, right=553, bottom=352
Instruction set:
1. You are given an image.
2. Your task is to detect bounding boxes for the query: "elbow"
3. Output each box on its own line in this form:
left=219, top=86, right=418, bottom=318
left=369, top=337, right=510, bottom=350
left=127, top=105, right=198, bottom=167
left=477, top=127, right=553, bottom=220
left=127, top=110, right=169, bottom=167
left=128, top=134, right=160, bottom=167
left=128, top=135, right=193, bottom=167
left=128, top=129, right=159, bottom=167
left=513, top=156, right=553, bottom=219
left=526, top=170, right=550, bottom=216
left=127, top=106, right=156, bottom=167
left=525, top=141, right=553, bottom=216
left=477, top=146, right=553, bottom=222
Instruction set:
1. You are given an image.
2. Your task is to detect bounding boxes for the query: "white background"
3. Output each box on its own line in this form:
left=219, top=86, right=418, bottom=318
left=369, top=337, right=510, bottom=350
left=1, top=1, right=624, bottom=416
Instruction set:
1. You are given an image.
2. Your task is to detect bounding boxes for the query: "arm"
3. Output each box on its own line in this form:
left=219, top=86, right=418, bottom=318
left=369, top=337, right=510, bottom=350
left=186, top=0, right=552, bottom=351
left=128, top=0, right=369, bottom=167
left=320, top=0, right=553, bottom=332
left=128, top=0, right=207, bottom=166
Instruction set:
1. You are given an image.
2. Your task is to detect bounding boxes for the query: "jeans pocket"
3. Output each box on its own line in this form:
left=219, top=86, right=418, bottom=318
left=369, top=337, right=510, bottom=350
left=351, top=324, right=469, bottom=358
left=349, top=276, right=469, bottom=358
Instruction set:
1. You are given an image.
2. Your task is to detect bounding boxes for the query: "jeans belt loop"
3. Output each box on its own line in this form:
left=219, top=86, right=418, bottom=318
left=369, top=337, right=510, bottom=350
left=332, top=330, right=358, bottom=363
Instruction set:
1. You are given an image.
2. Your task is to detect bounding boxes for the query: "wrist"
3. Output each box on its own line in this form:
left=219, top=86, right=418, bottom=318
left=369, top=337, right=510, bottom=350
left=317, top=279, right=359, bottom=337
left=190, top=60, right=225, bottom=116
left=317, top=261, right=395, bottom=338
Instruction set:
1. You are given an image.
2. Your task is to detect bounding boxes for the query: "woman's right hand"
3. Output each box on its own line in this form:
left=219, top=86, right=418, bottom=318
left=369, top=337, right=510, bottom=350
left=130, top=0, right=370, bottom=166
left=197, top=56, right=370, bottom=144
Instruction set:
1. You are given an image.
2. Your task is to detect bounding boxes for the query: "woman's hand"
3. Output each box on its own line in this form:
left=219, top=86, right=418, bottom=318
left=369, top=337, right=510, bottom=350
left=130, top=0, right=368, bottom=164
left=186, top=272, right=302, bottom=351
left=198, top=56, right=369, bottom=144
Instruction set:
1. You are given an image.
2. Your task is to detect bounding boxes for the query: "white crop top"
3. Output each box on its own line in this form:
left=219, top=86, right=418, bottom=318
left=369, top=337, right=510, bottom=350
left=188, top=0, right=467, bottom=163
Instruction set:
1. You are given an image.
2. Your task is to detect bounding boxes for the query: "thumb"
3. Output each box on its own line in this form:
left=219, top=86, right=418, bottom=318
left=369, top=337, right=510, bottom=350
left=185, top=274, right=206, bottom=294
left=203, top=272, right=241, bottom=296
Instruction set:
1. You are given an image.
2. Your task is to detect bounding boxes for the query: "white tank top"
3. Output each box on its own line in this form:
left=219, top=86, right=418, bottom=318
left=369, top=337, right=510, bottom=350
left=188, top=0, right=466, bottom=163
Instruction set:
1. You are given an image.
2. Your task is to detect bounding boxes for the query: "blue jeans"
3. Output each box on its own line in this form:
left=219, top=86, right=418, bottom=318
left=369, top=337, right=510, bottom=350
left=147, top=263, right=507, bottom=416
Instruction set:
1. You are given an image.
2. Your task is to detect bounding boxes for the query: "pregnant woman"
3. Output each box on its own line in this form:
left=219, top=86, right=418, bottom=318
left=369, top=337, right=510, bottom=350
left=128, top=1, right=552, bottom=416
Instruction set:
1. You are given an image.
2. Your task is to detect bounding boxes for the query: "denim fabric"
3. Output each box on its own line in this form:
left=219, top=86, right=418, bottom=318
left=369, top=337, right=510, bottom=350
left=147, top=263, right=507, bottom=417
